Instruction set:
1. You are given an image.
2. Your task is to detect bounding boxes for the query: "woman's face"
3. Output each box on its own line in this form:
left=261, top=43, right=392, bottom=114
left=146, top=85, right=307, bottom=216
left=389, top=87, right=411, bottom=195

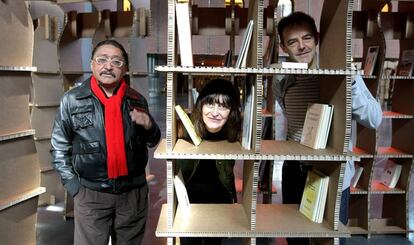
left=202, top=95, right=231, bottom=133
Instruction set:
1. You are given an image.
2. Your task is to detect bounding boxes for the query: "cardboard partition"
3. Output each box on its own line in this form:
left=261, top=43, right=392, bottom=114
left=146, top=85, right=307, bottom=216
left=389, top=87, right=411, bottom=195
left=0, top=196, right=39, bottom=245
left=0, top=136, right=39, bottom=203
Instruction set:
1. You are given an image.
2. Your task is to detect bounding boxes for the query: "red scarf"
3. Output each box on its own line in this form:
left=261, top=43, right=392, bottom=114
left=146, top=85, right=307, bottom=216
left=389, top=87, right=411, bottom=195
left=91, top=76, right=128, bottom=179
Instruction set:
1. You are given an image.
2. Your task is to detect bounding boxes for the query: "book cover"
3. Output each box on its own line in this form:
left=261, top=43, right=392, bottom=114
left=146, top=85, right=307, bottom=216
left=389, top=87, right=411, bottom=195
left=363, top=46, right=379, bottom=76
left=175, top=105, right=202, bottom=146
left=241, top=76, right=255, bottom=150
left=380, top=161, right=402, bottom=188
left=269, top=61, right=308, bottom=69
left=175, top=1, right=193, bottom=67
left=396, top=49, right=414, bottom=76
left=300, top=103, right=334, bottom=149
left=351, top=164, right=364, bottom=188
left=299, top=169, right=329, bottom=223
left=174, top=170, right=191, bottom=219
left=235, top=20, right=254, bottom=68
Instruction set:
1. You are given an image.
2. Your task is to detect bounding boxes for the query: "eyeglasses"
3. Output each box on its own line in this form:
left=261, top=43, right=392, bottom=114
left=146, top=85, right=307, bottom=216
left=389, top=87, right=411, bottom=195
left=93, top=56, right=125, bottom=68
left=204, top=103, right=230, bottom=113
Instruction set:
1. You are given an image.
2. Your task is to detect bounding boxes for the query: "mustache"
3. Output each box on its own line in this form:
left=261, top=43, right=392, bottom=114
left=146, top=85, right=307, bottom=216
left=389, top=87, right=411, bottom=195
left=100, top=70, right=116, bottom=78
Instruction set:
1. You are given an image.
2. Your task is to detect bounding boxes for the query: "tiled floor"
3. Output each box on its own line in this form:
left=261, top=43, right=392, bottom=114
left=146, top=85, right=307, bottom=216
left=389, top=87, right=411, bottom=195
left=36, top=95, right=414, bottom=245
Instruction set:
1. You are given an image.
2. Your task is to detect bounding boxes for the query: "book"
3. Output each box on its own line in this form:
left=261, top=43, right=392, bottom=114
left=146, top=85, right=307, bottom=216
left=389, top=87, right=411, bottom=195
left=380, top=161, right=402, bottom=188
left=175, top=1, right=193, bottom=67
left=300, top=103, right=334, bottom=149
left=269, top=61, right=308, bottom=69
left=174, top=170, right=191, bottom=218
left=363, top=46, right=379, bottom=76
left=241, top=76, right=255, bottom=150
left=351, top=164, right=364, bottom=188
left=396, top=49, right=414, bottom=76
left=175, top=105, right=202, bottom=146
left=235, top=20, right=254, bottom=68
left=299, top=169, right=329, bottom=223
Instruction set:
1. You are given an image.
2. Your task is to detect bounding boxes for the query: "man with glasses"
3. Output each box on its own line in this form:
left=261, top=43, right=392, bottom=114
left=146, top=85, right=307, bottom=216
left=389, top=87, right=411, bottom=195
left=51, top=39, right=160, bottom=245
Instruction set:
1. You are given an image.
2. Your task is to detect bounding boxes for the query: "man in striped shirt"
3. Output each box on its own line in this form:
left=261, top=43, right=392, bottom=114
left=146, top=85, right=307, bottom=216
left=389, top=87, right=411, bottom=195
left=274, top=12, right=382, bottom=245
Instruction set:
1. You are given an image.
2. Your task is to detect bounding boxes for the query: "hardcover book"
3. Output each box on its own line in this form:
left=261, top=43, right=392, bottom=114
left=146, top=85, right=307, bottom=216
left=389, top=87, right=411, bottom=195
left=300, top=103, right=334, bottom=149
left=363, top=46, right=379, bottom=76
left=396, top=49, right=414, bottom=76
left=175, top=1, right=193, bottom=67
left=235, top=20, right=254, bottom=68
left=175, top=105, right=202, bottom=146
left=380, top=161, right=402, bottom=189
left=299, top=169, right=329, bottom=223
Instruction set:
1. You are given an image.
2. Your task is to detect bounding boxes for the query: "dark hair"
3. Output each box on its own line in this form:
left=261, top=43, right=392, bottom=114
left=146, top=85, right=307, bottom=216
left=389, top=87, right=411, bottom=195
left=91, top=39, right=129, bottom=68
left=277, top=11, right=318, bottom=45
left=191, top=79, right=241, bottom=142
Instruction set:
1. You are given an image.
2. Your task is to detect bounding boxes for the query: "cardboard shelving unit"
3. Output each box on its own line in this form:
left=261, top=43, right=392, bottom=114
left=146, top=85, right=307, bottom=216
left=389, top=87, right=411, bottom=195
left=350, top=0, right=414, bottom=238
left=0, top=1, right=45, bottom=244
left=154, top=0, right=359, bottom=244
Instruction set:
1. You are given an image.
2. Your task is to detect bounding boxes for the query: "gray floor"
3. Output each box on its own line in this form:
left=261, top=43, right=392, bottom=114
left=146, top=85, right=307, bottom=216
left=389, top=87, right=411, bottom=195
left=36, top=94, right=414, bottom=244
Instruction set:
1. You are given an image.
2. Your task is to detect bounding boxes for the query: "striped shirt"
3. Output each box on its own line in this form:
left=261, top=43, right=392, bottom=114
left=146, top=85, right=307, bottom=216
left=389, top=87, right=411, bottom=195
left=284, top=75, right=320, bottom=141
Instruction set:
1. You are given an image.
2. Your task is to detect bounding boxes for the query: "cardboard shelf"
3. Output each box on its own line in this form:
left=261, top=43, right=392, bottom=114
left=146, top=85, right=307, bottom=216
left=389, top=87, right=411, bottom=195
left=0, top=187, right=46, bottom=211
left=156, top=204, right=349, bottom=238
left=154, top=139, right=357, bottom=161
left=155, top=66, right=363, bottom=76
left=0, top=66, right=37, bottom=72
left=369, top=218, right=410, bottom=234
left=0, top=129, right=35, bottom=142
left=370, top=181, right=406, bottom=194
left=376, top=147, right=413, bottom=158
left=352, top=147, right=374, bottom=158
left=350, top=187, right=368, bottom=195
left=382, top=111, right=413, bottom=119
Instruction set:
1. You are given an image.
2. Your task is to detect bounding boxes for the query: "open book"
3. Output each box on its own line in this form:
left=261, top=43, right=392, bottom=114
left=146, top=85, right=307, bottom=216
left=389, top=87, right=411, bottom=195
left=299, top=169, right=329, bottom=223
left=175, top=105, right=202, bottom=146
left=300, top=103, right=334, bottom=149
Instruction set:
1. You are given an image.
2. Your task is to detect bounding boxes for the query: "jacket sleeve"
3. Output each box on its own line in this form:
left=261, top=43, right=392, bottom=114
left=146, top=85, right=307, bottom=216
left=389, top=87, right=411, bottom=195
left=50, top=95, right=81, bottom=197
left=352, top=75, right=383, bottom=129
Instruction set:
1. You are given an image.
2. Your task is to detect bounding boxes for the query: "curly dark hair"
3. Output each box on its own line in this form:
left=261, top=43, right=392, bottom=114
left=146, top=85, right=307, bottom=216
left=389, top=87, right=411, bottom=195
left=191, top=79, right=241, bottom=142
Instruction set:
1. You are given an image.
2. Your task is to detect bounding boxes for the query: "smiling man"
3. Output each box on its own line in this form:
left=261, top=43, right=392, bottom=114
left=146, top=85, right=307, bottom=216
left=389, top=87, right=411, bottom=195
left=51, top=39, right=160, bottom=245
left=274, top=12, right=382, bottom=245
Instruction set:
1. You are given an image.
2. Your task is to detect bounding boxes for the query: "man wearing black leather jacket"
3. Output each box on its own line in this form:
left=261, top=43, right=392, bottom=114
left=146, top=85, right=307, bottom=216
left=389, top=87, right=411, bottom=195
left=51, top=39, right=160, bottom=245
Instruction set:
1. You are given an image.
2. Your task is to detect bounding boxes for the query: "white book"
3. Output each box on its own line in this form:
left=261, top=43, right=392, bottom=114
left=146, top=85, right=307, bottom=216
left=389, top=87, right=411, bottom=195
left=300, top=103, right=334, bottom=149
left=174, top=171, right=191, bottom=219
left=269, top=61, right=308, bottom=69
left=175, top=105, right=202, bottom=146
left=235, top=20, right=254, bottom=68
left=380, top=161, right=402, bottom=188
left=351, top=165, right=364, bottom=188
left=175, top=1, right=193, bottom=67
left=363, top=46, right=379, bottom=76
left=241, top=78, right=255, bottom=150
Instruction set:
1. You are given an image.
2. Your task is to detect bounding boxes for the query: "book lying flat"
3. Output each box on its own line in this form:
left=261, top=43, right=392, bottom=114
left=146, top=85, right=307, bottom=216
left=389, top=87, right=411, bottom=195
left=299, top=169, right=329, bottom=223
left=380, top=161, right=402, bottom=189
left=175, top=105, right=202, bottom=146
left=300, top=103, right=334, bottom=149
left=269, top=61, right=308, bottom=69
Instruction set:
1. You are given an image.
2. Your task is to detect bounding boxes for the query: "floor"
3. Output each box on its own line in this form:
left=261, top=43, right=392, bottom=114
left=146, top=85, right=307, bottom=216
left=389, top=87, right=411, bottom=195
left=36, top=94, right=414, bottom=245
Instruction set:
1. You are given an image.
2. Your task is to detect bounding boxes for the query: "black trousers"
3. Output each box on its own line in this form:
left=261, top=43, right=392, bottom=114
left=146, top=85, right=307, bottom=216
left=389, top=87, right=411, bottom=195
left=74, top=185, right=148, bottom=245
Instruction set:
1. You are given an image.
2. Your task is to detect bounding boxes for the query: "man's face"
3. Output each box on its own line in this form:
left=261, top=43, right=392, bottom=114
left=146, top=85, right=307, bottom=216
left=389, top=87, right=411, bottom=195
left=91, top=44, right=127, bottom=86
left=280, top=24, right=317, bottom=65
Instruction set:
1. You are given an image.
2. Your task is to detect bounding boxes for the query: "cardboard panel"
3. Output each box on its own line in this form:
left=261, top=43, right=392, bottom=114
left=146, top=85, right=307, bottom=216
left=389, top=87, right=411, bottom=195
left=39, top=170, right=65, bottom=205
left=0, top=196, right=38, bottom=245
left=0, top=1, right=34, bottom=67
left=35, top=139, right=53, bottom=171
left=30, top=106, right=58, bottom=139
left=31, top=73, right=64, bottom=106
left=0, top=137, right=39, bottom=202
